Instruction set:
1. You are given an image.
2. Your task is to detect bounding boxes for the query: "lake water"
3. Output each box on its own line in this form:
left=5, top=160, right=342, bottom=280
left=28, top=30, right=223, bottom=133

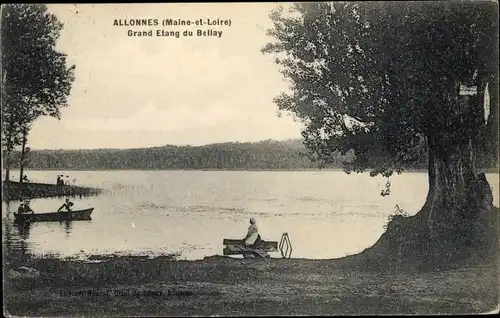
left=2, top=170, right=499, bottom=260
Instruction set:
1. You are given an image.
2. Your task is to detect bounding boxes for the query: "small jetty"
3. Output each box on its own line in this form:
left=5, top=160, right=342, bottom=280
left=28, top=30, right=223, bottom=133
left=2, top=181, right=102, bottom=201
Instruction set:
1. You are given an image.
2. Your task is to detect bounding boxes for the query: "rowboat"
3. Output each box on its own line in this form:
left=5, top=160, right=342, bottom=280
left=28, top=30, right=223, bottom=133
left=14, top=208, right=94, bottom=223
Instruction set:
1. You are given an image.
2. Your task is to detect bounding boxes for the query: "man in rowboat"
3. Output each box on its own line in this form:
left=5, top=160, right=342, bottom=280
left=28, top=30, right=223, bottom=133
left=57, top=198, right=74, bottom=212
left=18, top=200, right=34, bottom=214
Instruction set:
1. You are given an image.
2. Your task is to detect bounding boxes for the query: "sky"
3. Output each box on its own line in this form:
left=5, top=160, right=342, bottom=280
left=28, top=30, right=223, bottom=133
left=27, top=3, right=304, bottom=150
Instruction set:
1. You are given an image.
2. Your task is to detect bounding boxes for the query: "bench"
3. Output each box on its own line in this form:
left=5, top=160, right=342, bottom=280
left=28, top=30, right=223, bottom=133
left=223, top=239, right=278, bottom=258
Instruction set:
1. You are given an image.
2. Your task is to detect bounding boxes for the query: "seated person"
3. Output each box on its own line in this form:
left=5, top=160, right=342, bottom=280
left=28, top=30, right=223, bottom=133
left=17, top=202, right=25, bottom=214
left=243, top=218, right=261, bottom=247
left=57, top=198, right=74, bottom=212
left=18, top=200, right=34, bottom=214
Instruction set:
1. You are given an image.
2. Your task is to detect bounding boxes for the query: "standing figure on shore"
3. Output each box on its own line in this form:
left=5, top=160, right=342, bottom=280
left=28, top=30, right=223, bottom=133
left=243, top=218, right=261, bottom=246
left=57, top=198, right=74, bottom=212
left=56, top=175, right=62, bottom=185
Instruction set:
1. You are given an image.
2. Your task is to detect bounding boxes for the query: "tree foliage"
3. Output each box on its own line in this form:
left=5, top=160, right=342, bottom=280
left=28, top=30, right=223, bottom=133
left=262, top=2, right=499, bottom=268
left=1, top=4, right=75, bottom=177
left=262, top=2, right=498, bottom=178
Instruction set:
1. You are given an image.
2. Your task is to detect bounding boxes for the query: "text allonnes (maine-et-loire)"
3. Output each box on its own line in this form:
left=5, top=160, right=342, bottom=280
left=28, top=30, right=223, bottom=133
left=113, top=18, right=232, bottom=39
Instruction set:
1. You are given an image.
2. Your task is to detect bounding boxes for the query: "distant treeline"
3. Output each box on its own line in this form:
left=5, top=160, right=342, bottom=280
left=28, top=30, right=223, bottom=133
left=10, top=140, right=337, bottom=170
left=7, top=139, right=498, bottom=171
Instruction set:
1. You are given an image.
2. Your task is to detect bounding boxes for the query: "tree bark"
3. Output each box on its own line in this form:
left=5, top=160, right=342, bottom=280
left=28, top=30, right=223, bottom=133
left=3, top=113, right=14, bottom=183
left=424, top=136, right=492, bottom=227
left=18, top=127, right=27, bottom=183
left=4, top=154, right=11, bottom=182
left=2, top=66, right=12, bottom=183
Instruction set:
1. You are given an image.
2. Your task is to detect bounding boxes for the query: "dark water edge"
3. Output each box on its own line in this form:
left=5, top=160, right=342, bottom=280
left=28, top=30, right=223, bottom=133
left=2, top=181, right=102, bottom=201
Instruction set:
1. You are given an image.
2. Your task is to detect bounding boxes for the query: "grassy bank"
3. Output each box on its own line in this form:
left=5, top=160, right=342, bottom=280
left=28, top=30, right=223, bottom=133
left=2, top=181, right=102, bottom=201
left=3, top=252, right=498, bottom=316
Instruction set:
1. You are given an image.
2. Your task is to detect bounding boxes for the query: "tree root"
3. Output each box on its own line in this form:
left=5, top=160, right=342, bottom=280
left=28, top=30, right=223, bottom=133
left=349, top=204, right=499, bottom=272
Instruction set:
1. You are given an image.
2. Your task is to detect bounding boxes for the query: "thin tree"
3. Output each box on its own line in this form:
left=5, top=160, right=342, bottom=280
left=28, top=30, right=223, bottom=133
left=1, top=4, right=75, bottom=182
left=263, top=2, right=498, bottom=267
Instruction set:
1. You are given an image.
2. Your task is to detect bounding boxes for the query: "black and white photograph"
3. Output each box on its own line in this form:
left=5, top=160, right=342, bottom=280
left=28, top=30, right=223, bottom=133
left=2, top=2, right=499, bottom=316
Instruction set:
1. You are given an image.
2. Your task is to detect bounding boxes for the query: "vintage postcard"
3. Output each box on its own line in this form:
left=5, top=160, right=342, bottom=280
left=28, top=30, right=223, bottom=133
left=2, top=2, right=499, bottom=316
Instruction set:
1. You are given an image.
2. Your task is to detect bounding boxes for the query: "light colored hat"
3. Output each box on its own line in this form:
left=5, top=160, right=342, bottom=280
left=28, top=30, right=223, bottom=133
left=250, top=218, right=256, bottom=224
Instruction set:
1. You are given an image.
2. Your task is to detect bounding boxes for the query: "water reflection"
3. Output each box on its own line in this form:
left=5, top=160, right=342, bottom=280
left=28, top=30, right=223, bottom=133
left=3, top=199, right=16, bottom=215
left=61, top=220, right=73, bottom=238
left=16, top=223, right=30, bottom=259
left=3, top=217, right=30, bottom=261
left=16, top=221, right=31, bottom=240
left=4, top=217, right=81, bottom=257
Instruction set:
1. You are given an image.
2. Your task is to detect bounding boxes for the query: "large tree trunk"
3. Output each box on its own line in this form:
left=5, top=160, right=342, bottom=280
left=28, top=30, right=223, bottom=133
left=419, top=136, right=495, bottom=262
left=423, top=136, right=491, bottom=228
